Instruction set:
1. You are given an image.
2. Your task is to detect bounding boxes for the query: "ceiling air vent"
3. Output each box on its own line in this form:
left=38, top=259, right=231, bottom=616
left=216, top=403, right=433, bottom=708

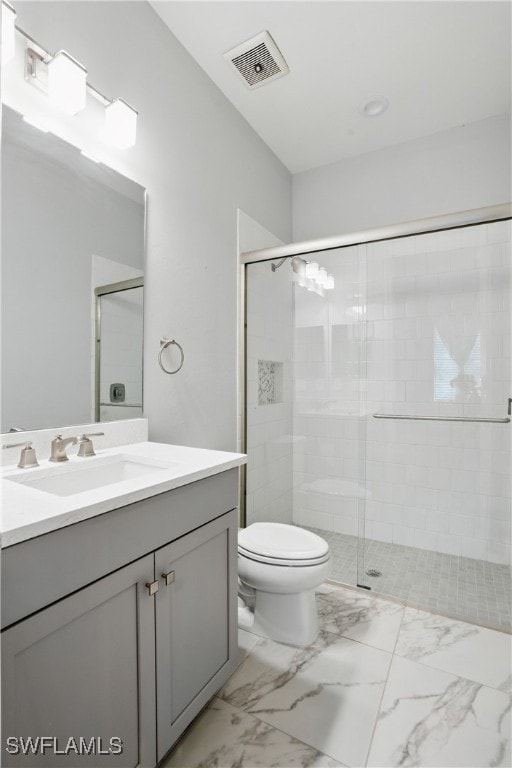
left=224, top=31, right=289, bottom=89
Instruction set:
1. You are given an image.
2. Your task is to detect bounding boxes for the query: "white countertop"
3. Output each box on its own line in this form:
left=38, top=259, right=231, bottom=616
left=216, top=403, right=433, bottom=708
left=1, top=441, right=246, bottom=547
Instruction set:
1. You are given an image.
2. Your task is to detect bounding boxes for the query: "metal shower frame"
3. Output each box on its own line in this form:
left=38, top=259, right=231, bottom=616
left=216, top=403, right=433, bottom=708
left=238, top=202, right=512, bottom=527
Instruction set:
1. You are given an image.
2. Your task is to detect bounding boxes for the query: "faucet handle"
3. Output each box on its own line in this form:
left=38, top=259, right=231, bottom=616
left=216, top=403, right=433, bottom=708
left=3, top=441, right=39, bottom=469
left=77, top=432, right=105, bottom=458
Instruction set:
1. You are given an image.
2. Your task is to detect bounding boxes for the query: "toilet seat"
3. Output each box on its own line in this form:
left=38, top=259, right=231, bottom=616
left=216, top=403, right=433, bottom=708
left=238, top=523, right=329, bottom=567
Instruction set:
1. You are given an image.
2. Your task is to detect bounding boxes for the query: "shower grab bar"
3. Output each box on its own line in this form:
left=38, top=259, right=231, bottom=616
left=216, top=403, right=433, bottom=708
left=373, top=414, right=510, bottom=424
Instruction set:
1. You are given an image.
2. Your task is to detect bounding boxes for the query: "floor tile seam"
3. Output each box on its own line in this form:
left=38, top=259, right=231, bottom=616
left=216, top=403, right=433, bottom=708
left=224, top=698, right=350, bottom=767
left=390, top=650, right=511, bottom=695
left=163, top=694, right=226, bottom=766
left=362, top=645, right=396, bottom=767
left=234, top=648, right=258, bottom=673
left=320, top=625, right=396, bottom=656
left=209, top=694, right=329, bottom=757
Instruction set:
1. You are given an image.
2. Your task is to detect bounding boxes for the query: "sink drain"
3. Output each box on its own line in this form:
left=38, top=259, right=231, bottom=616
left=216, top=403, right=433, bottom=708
left=365, top=568, right=382, bottom=578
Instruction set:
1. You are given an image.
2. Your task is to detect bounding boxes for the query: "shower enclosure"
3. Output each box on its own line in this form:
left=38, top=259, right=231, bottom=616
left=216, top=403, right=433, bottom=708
left=242, top=205, right=511, bottom=631
left=95, top=278, right=144, bottom=422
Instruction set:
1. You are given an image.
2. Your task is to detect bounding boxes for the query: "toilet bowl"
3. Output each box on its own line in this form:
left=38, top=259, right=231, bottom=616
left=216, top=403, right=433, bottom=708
left=238, top=523, right=330, bottom=647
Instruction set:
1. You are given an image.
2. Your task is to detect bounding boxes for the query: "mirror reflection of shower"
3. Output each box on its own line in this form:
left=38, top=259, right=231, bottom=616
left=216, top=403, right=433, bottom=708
left=271, top=255, right=335, bottom=295
left=95, top=279, right=143, bottom=423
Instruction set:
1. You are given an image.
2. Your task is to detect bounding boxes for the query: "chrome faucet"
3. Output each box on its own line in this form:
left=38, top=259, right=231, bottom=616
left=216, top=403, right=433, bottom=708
left=50, top=434, right=78, bottom=462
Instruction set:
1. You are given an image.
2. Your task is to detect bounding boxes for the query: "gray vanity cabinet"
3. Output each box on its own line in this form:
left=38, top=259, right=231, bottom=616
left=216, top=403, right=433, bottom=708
left=2, top=469, right=240, bottom=768
left=155, top=513, right=237, bottom=761
left=1, top=555, right=157, bottom=768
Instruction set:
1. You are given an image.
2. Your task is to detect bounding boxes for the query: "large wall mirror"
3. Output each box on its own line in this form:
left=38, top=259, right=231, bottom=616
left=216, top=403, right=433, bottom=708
left=1, top=106, right=146, bottom=433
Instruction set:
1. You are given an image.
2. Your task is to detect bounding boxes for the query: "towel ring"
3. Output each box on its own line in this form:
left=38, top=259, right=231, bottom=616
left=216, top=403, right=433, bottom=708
left=159, top=338, right=184, bottom=374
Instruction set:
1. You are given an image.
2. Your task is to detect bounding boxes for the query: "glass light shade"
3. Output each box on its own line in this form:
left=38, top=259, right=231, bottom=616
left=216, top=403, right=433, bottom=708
left=305, top=261, right=319, bottom=279
left=325, top=274, right=335, bottom=290
left=1, top=2, right=16, bottom=65
left=316, top=267, right=328, bottom=286
left=105, top=98, right=137, bottom=149
left=291, top=256, right=306, bottom=279
left=48, top=51, right=87, bottom=115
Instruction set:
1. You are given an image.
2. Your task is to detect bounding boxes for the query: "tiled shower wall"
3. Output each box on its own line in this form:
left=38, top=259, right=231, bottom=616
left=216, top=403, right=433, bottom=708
left=292, top=221, right=511, bottom=565
left=246, top=261, right=294, bottom=525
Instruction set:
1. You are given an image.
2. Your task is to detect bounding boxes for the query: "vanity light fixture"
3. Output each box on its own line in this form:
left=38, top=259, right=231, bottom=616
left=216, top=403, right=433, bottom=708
left=1, top=1, right=16, bottom=65
left=18, top=23, right=139, bottom=149
left=104, top=98, right=137, bottom=150
left=47, top=51, right=87, bottom=115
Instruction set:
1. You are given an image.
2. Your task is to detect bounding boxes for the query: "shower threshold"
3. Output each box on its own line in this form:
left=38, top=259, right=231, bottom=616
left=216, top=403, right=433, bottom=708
left=305, top=527, right=511, bottom=633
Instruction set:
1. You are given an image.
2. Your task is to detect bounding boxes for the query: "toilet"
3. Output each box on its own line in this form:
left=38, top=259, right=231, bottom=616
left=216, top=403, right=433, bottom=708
left=238, top=523, right=330, bottom=647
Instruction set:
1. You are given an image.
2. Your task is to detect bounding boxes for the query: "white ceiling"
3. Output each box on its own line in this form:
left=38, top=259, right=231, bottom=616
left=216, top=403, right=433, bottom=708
left=150, top=1, right=511, bottom=174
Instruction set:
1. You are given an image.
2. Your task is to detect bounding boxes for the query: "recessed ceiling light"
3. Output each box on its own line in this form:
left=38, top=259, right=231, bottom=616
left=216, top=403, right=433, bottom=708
left=360, top=96, right=389, bottom=117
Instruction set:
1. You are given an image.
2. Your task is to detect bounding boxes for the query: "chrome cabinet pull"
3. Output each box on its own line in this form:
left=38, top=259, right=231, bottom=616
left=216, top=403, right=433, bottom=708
left=146, top=580, right=159, bottom=596
left=162, top=571, right=175, bottom=586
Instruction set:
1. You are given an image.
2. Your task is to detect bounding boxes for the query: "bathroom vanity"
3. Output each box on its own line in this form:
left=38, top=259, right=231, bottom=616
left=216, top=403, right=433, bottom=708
left=1, top=441, right=245, bottom=767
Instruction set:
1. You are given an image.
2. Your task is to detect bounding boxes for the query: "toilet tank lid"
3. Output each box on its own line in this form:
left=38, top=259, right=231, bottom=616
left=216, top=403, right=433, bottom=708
left=239, top=523, right=329, bottom=560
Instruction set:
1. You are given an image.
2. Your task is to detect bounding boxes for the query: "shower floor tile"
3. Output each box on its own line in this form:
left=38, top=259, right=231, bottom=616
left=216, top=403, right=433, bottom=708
left=305, top=527, right=512, bottom=632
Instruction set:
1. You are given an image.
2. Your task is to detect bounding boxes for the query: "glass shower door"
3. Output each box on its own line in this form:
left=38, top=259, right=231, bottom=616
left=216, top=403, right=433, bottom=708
left=359, top=220, right=511, bottom=629
left=290, top=245, right=368, bottom=589
left=245, top=247, right=369, bottom=593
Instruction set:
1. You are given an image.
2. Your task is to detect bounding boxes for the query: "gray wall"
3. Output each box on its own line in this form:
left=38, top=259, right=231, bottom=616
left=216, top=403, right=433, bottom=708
left=14, top=1, right=292, bottom=450
left=293, top=114, right=511, bottom=241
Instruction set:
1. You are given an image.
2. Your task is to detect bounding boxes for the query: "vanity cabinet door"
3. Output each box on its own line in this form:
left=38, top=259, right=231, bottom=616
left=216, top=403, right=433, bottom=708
left=155, top=509, right=238, bottom=761
left=2, top=555, right=156, bottom=768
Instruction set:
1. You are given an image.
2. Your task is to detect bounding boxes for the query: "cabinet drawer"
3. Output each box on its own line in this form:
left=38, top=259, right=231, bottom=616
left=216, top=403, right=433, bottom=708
left=2, top=469, right=238, bottom=629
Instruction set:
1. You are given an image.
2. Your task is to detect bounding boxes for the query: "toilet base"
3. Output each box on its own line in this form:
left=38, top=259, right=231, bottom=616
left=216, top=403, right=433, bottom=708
left=238, top=589, right=319, bottom=647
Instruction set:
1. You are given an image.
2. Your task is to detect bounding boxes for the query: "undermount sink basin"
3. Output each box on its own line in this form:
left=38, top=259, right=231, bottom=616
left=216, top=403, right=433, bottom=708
left=5, top=454, right=175, bottom=497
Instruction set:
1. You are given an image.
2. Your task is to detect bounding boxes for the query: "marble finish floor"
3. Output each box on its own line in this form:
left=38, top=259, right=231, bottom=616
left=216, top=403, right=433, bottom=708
left=163, top=583, right=511, bottom=768
left=306, top=527, right=512, bottom=631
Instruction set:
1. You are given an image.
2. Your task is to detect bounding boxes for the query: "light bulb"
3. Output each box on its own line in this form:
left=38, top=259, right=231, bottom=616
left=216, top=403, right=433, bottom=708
left=104, top=98, right=138, bottom=149
left=48, top=51, right=87, bottom=115
left=325, top=274, right=335, bottom=290
left=1, top=2, right=16, bottom=65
